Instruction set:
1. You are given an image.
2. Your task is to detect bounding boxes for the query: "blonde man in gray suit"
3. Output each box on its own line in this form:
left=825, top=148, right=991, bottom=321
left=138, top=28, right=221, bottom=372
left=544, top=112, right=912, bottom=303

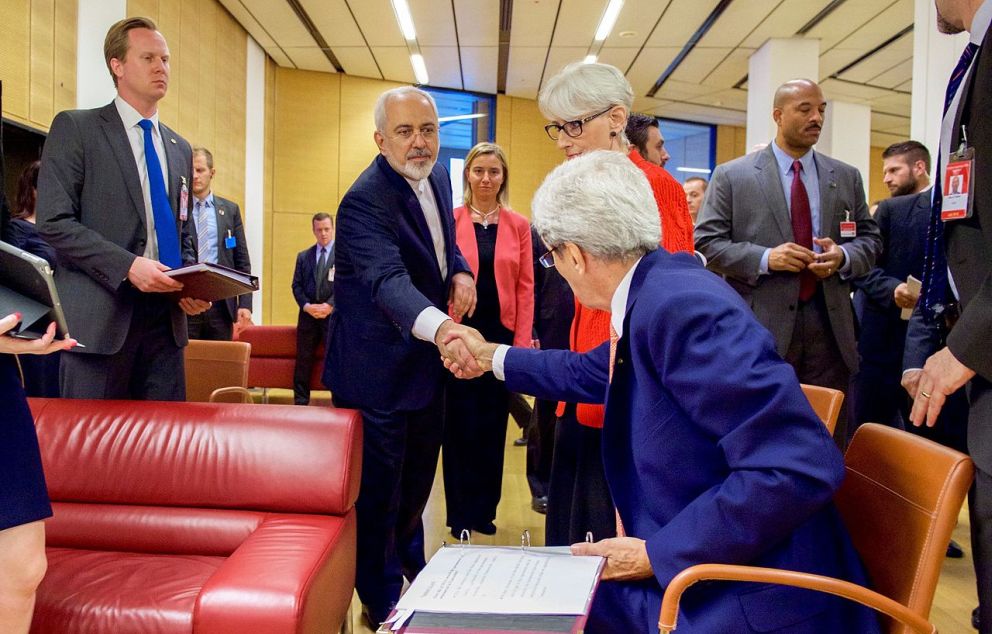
left=695, top=79, right=881, bottom=443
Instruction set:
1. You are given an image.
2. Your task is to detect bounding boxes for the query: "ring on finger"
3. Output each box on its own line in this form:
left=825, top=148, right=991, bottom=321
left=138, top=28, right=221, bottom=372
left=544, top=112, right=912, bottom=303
left=920, top=390, right=931, bottom=399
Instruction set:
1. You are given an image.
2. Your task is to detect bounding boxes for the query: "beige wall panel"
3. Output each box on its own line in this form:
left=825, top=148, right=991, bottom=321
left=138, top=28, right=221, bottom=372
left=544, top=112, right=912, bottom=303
left=129, top=0, right=158, bottom=19
left=716, top=124, right=747, bottom=165
left=175, top=0, right=202, bottom=138
left=336, top=74, right=403, bottom=194
left=30, top=0, right=55, bottom=126
left=270, top=212, right=321, bottom=325
left=53, top=0, right=77, bottom=115
left=272, top=67, right=341, bottom=214
left=868, top=145, right=887, bottom=206
left=497, top=97, right=562, bottom=218
left=0, top=1, right=31, bottom=123
left=263, top=55, right=276, bottom=323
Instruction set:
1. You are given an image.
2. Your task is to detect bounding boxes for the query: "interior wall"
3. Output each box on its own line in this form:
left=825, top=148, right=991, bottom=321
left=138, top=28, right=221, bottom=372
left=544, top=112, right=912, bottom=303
left=868, top=145, right=887, bottom=207
left=716, top=124, right=748, bottom=165
left=0, top=0, right=77, bottom=132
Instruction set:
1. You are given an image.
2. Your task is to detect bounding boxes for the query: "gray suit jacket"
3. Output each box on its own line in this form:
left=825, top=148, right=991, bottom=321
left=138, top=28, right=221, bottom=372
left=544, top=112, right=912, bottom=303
left=695, top=145, right=881, bottom=372
left=37, top=102, right=195, bottom=355
left=189, top=194, right=253, bottom=321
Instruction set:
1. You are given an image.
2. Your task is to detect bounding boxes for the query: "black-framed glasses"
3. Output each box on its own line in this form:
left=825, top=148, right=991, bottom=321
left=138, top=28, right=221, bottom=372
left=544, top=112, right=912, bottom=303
left=544, top=106, right=614, bottom=141
left=538, top=245, right=560, bottom=269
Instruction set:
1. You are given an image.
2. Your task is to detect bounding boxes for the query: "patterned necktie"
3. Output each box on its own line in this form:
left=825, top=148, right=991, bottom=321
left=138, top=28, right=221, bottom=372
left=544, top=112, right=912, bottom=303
left=196, top=201, right=210, bottom=262
left=608, top=324, right=620, bottom=383
left=790, top=160, right=816, bottom=302
left=316, top=247, right=329, bottom=300
left=137, top=119, right=181, bottom=268
left=920, top=42, right=981, bottom=322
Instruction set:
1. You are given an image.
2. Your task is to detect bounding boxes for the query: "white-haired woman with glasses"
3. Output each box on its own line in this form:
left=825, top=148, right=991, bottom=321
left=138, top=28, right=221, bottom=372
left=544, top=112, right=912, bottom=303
left=443, top=142, right=534, bottom=538
left=536, top=62, right=694, bottom=547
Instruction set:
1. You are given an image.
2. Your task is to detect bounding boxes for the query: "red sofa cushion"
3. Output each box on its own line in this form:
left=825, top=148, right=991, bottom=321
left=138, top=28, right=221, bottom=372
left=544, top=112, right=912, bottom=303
left=237, top=325, right=326, bottom=390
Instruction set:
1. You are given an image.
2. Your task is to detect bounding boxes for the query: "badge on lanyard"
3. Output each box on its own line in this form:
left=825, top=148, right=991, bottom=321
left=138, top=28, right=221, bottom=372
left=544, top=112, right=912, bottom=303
left=224, top=229, right=236, bottom=249
left=328, top=265, right=335, bottom=282
left=179, top=176, right=189, bottom=221
left=943, top=126, right=975, bottom=222
left=839, top=210, right=856, bottom=238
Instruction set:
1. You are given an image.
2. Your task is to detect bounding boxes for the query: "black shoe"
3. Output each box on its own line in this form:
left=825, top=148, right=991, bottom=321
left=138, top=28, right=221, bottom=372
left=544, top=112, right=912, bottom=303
left=973, top=606, right=980, bottom=630
left=947, top=539, right=965, bottom=558
left=513, top=435, right=528, bottom=446
left=362, top=604, right=390, bottom=631
left=474, top=521, right=498, bottom=535
left=531, top=495, right=548, bottom=514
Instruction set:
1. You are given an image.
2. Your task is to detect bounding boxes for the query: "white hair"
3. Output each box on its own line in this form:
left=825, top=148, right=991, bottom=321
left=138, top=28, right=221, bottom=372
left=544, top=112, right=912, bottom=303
left=532, top=151, right=661, bottom=261
left=373, top=86, right=439, bottom=132
left=537, top=62, right=634, bottom=122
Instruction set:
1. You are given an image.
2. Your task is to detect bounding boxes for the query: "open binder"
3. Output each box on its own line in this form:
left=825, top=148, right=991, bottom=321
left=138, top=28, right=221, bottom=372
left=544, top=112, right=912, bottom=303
left=164, top=262, right=258, bottom=303
left=381, top=531, right=605, bottom=634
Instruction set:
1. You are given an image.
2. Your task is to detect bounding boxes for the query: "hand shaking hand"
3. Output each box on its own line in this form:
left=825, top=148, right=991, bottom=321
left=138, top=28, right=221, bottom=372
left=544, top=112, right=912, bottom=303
left=436, top=321, right=498, bottom=380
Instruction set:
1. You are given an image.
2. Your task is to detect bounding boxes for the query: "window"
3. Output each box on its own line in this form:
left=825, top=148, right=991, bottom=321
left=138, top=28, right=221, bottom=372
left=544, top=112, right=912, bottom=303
left=424, top=88, right=496, bottom=204
left=657, top=118, right=715, bottom=185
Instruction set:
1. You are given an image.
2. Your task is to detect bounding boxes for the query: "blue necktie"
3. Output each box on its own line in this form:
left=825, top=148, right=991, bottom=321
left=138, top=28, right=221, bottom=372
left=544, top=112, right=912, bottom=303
left=920, top=42, right=980, bottom=322
left=137, top=119, right=181, bottom=268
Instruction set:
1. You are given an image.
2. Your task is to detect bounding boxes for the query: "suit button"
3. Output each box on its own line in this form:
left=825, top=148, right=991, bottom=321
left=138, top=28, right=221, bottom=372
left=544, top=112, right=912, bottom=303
left=138, top=239, right=146, bottom=249
left=788, top=304, right=796, bottom=312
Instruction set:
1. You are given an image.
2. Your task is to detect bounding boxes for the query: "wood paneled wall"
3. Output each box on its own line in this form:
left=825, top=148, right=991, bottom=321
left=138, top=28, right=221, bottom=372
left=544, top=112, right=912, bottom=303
left=494, top=94, right=564, bottom=219
left=0, top=0, right=77, bottom=131
left=716, top=124, right=748, bottom=165
left=868, top=145, right=888, bottom=207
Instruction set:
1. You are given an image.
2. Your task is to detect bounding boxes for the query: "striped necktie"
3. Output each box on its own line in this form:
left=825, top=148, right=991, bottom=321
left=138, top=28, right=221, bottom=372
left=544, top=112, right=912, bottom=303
left=920, top=42, right=980, bottom=322
left=196, top=200, right=211, bottom=262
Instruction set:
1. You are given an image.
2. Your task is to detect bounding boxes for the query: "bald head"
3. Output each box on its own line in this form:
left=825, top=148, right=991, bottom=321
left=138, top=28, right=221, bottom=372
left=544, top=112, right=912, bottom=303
left=773, top=79, right=820, bottom=109
left=772, top=79, right=825, bottom=156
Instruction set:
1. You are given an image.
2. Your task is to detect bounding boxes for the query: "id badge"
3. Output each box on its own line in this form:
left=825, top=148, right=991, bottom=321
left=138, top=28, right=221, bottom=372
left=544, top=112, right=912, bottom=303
left=225, top=230, right=236, bottom=249
left=942, top=146, right=975, bottom=221
left=328, top=266, right=335, bottom=282
left=839, top=210, right=856, bottom=238
left=179, top=176, right=189, bottom=221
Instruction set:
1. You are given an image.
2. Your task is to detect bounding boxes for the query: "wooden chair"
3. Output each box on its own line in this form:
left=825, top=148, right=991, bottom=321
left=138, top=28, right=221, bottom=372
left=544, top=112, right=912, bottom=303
left=184, top=340, right=253, bottom=404
left=801, top=383, right=844, bottom=436
left=658, top=423, right=974, bottom=634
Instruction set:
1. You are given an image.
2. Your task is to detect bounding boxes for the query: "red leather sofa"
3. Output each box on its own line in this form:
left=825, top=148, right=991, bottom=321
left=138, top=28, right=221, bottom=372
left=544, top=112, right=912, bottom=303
left=236, top=325, right=325, bottom=392
left=27, top=398, right=362, bottom=633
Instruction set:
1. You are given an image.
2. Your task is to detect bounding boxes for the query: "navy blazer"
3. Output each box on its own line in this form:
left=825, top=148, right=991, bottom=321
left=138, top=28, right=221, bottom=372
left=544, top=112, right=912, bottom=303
left=323, top=155, right=470, bottom=411
left=504, top=250, right=877, bottom=633
left=852, top=190, right=929, bottom=368
left=292, top=243, right=334, bottom=309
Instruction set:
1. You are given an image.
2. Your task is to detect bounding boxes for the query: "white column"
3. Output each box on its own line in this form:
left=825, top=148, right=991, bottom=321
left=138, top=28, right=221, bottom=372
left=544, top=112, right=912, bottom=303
left=244, top=37, right=266, bottom=322
left=911, top=0, right=969, bottom=162
left=818, top=100, right=872, bottom=198
left=76, top=0, right=126, bottom=108
left=746, top=38, right=820, bottom=151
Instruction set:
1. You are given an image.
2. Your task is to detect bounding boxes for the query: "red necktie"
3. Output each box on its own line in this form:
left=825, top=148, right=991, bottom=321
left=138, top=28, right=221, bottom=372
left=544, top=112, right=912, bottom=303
left=790, top=160, right=816, bottom=302
left=608, top=325, right=620, bottom=383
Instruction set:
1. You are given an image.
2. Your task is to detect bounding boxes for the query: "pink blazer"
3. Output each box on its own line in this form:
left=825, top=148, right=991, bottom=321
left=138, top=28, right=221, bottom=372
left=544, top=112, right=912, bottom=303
left=452, top=205, right=534, bottom=348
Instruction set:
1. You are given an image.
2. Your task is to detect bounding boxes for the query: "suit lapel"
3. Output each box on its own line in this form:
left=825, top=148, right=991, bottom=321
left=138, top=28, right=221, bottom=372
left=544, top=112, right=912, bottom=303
left=429, top=167, right=454, bottom=281
left=375, top=155, right=442, bottom=279
left=815, top=153, right=838, bottom=238
left=606, top=251, right=659, bottom=406
left=99, top=104, right=146, bottom=228
left=160, top=123, right=186, bottom=221
left=754, top=147, right=793, bottom=241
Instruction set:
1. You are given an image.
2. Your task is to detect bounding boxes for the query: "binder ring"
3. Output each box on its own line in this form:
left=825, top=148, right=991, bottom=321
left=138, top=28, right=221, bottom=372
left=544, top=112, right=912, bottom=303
left=520, top=529, right=531, bottom=550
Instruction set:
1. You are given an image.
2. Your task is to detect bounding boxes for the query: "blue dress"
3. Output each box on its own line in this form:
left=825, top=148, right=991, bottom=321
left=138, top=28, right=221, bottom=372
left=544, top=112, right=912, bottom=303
left=0, top=353, right=52, bottom=530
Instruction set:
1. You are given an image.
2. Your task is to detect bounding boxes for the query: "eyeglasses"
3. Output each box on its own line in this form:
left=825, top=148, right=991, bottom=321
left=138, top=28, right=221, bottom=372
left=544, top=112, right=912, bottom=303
left=544, top=106, right=614, bottom=141
left=389, top=125, right=438, bottom=141
left=538, top=245, right=560, bottom=269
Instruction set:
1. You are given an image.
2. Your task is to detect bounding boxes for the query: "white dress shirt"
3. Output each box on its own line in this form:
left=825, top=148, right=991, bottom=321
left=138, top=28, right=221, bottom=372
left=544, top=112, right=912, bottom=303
left=406, top=176, right=453, bottom=343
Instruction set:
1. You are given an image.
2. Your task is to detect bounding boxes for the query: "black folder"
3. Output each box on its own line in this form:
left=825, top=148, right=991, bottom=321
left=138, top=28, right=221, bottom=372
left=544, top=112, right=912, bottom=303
left=165, top=262, right=259, bottom=303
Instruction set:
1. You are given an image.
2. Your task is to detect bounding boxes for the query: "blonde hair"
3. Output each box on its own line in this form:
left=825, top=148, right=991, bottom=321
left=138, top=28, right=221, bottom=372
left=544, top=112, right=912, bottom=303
left=104, top=17, right=159, bottom=87
left=462, top=142, right=509, bottom=208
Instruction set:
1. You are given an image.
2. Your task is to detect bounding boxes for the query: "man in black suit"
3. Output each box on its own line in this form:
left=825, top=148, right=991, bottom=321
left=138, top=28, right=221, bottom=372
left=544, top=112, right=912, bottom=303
left=290, top=212, right=334, bottom=406
left=910, top=2, right=992, bottom=630
left=187, top=147, right=253, bottom=341
left=37, top=16, right=209, bottom=400
left=850, top=141, right=931, bottom=433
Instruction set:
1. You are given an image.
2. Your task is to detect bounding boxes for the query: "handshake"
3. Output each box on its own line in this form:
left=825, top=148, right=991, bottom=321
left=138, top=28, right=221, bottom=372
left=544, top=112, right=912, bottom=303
left=434, top=320, right=499, bottom=379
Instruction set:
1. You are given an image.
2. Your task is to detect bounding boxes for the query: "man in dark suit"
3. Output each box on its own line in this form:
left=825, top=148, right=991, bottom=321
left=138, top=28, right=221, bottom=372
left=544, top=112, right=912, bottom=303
left=291, top=212, right=334, bottom=406
left=911, top=2, right=992, bottom=630
left=187, top=147, right=253, bottom=341
left=37, top=16, right=209, bottom=400
left=322, top=86, right=478, bottom=627
left=445, top=152, right=878, bottom=634
left=850, top=141, right=931, bottom=432
left=695, top=79, right=881, bottom=443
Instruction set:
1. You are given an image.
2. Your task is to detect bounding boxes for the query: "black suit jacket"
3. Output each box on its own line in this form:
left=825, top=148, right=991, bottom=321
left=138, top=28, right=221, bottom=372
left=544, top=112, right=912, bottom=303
left=189, top=194, right=252, bottom=321
left=292, top=243, right=334, bottom=309
left=323, top=155, right=470, bottom=412
left=37, top=102, right=195, bottom=355
left=530, top=225, right=573, bottom=351
left=851, top=191, right=929, bottom=369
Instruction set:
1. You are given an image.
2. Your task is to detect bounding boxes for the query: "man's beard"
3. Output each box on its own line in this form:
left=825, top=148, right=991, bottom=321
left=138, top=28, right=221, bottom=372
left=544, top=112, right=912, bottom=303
left=890, top=180, right=918, bottom=197
left=397, top=149, right=436, bottom=180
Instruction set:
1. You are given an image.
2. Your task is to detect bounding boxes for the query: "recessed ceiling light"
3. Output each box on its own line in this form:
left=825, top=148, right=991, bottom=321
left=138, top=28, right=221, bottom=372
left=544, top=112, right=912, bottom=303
left=594, top=0, right=625, bottom=42
left=619, top=30, right=637, bottom=39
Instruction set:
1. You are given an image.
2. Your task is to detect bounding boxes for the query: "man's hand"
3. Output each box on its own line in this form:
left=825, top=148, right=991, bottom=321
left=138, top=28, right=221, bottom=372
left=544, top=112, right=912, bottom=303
left=128, top=256, right=183, bottom=292
left=0, top=314, right=77, bottom=355
left=449, top=272, right=477, bottom=319
left=441, top=325, right=499, bottom=379
left=909, top=347, right=976, bottom=427
left=233, top=309, right=253, bottom=337
left=570, top=537, right=653, bottom=581
left=767, top=243, right=815, bottom=273
left=807, top=237, right=844, bottom=279
left=179, top=298, right=211, bottom=316
left=436, top=320, right=485, bottom=378
left=901, top=369, right=922, bottom=399
left=304, top=303, right=332, bottom=319
left=893, top=283, right=920, bottom=309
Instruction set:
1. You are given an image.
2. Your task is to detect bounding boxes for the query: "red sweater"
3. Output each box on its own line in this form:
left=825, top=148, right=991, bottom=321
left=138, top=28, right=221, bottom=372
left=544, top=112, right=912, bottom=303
left=557, top=151, right=695, bottom=428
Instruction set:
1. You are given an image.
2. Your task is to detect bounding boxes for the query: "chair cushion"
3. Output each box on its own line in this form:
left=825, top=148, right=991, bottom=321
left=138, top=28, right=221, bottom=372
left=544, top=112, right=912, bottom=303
left=33, top=548, right=225, bottom=633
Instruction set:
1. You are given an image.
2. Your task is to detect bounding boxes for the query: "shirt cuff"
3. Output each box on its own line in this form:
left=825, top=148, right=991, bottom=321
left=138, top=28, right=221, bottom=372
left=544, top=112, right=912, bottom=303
left=902, top=368, right=922, bottom=376
left=412, top=307, right=450, bottom=343
left=693, top=250, right=707, bottom=267
left=759, top=248, right=771, bottom=276
left=837, top=246, right=853, bottom=279
left=492, top=345, right=511, bottom=381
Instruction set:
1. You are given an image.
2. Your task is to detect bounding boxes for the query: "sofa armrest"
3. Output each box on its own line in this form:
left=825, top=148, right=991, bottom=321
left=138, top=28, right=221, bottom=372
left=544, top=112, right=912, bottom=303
left=194, top=513, right=357, bottom=634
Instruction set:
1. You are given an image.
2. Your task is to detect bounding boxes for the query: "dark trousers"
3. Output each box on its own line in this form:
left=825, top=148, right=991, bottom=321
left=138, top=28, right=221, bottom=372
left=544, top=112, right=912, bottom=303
left=545, top=410, right=616, bottom=546
left=784, top=293, right=852, bottom=446
left=294, top=311, right=328, bottom=405
left=19, top=352, right=61, bottom=398
left=60, top=295, right=185, bottom=400
left=973, top=467, right=992, bottom=634
left=333, top=391, right=444, bottom=616
left=526, top=397, right=557, bottom=499
left=187, top=302, right=233, bottom=341
left=851, top=362, right=908, bottom=431
left=443, top=372, right=509, bottom=530
left=508, top=392, right=532, bottom=431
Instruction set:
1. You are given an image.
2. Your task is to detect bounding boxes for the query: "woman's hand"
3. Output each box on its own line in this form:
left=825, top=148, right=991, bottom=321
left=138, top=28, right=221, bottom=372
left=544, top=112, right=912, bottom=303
left=0, top=313, right=77, bottom=355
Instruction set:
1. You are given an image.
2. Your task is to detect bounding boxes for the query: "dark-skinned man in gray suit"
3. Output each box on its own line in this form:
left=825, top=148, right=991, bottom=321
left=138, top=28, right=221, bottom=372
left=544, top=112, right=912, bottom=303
left=37, top=16, right=210, bottom=400
left=695, top=79, right=881, bottom=445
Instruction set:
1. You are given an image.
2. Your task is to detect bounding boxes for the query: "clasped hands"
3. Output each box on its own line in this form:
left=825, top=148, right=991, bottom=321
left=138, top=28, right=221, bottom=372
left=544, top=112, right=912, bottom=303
left=768, top=237, right=843, bottom=278
left=435, top=321, right=495, bottom=379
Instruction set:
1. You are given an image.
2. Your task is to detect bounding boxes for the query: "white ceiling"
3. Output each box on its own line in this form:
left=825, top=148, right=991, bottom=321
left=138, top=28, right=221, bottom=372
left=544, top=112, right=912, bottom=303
left=217, top=0, right=918, bottom=147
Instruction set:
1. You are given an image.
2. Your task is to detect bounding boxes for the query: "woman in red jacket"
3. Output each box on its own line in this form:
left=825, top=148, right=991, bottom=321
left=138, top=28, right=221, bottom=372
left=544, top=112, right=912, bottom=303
left=444, top=142, right=534, bottom=537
